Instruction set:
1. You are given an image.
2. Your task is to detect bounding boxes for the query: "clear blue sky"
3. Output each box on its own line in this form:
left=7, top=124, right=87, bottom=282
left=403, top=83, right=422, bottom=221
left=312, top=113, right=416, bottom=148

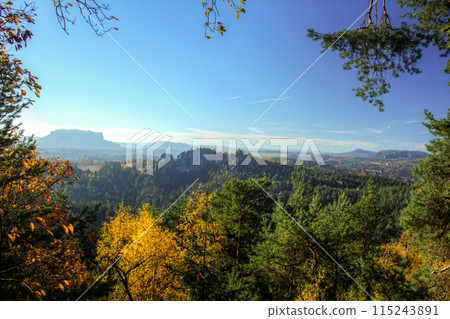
left=18, top=0, right=448, bottom=152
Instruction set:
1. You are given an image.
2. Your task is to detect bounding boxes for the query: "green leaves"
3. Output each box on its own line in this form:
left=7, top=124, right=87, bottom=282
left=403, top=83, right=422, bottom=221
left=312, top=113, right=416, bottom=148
left=307, top=23, right=423, bottom=111
left=307, top=0, right=449, bottom=110
left=399, top=109, right=450, bottom=300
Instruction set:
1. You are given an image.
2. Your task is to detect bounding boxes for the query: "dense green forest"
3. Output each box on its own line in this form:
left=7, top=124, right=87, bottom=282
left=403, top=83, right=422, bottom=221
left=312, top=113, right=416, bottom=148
left=3, top=113, right=448, bottom=300
left=64, top=124, right=447, bottom=301
left=68, top=154, right=411, bottom=228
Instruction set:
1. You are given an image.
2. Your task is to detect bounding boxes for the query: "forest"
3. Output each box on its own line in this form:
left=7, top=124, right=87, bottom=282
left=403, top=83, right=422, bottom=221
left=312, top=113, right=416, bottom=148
left=0, top=0, right=449, bottom=302
left=1, top=110, right=449, bottom=301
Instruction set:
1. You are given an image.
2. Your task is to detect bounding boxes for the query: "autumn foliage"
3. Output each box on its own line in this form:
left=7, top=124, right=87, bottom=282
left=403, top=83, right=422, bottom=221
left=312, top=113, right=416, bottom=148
left=96, top=204, right=186, bottom=301
left=0, top=134, right=88, bottom=300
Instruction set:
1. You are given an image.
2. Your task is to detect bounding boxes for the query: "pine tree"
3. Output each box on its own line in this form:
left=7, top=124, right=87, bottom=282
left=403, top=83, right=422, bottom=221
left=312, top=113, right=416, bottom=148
left=400, top=109, right=450, bottom=300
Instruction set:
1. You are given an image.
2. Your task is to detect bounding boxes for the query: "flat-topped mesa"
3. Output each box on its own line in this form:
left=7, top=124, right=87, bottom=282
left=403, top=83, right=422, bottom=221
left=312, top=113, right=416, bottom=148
left=36, top=129, right=121, bottom=149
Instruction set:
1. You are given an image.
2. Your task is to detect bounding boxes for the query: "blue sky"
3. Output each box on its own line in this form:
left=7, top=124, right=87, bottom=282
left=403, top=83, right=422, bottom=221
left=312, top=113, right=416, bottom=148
left=18, top=0, right=448, bottom=152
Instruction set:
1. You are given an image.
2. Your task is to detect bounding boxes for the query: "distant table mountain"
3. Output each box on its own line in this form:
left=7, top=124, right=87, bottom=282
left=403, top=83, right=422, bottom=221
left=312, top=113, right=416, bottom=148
left=36, top=129, right=121, bottom=149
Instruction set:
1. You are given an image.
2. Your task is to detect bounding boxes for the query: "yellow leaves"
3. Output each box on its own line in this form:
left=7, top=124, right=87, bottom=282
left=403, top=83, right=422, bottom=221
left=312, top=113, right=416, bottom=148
left=36, top=217, right=45, bottom=224
left=178, top=190, right=224, bottom=266
left=63, top=280, right=70, bottom=287
left=30, top=222, right=34, bottom=232
left=62, top=224, right=69, bottom=235
left=53, top=1, right=57, bottom=6
left=236, top=13, right=240, bottom=19
left=58, top=283, right=65, bottom=291
left=97, top=205, right=187, bottom=300
left=21, top=89, right=26, bottom=95
left=46, top=229, right=54, bottom=237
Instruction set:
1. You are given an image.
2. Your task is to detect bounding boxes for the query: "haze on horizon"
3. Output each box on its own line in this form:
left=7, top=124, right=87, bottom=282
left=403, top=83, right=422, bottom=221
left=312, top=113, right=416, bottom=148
left=17, top=0, right=448, bottom=152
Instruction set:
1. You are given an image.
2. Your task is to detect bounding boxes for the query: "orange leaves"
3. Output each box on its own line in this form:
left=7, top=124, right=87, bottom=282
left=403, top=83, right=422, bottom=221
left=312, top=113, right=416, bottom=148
left=1, top=3, right=39, bottom=104
left=1, top=140, right=87, bottom=300
left=58, top=283, right=65, bottom=291
left=67, top=224, right=74, bottom=235
left=23, top=159, right=31, bottom=169
left=60, top=224, right=74, bottom=235
left=7, top=233, right=15, bottom=243
left=34, top=290, right=42, bottom=300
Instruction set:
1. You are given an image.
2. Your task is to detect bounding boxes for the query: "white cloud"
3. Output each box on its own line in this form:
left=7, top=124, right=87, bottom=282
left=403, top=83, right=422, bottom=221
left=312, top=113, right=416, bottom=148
left=404, top=120, right=421, bottom=124
left=314, top=138, right=377, bottom=149
left=228, top=96, right=242, bottom=100
left=19, top=108, right=152, bottom=143
left=397, top=142, right=427, bottom=150
left=166, top=128, right=377, bottom=149
left=366, top=128, right=382, bottom=134
left=17, top=113, right=378, bottom=150
left=247, top=127, right=263, bottom=134
left=326, top=130, right=358, bottom=134
left=247, top=96, right=290, bottom=104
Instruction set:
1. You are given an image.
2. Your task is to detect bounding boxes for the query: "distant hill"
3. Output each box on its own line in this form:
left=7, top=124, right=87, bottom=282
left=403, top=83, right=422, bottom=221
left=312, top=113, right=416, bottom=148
left=375, top=150, right=427, bottom=160
left=334, top=149, right=377, bottom=157
left=328, top=149, right=426, bottom=159
left=36, top=129, right=121, bottom=149
left=35, top=129, right=192, bottom=162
